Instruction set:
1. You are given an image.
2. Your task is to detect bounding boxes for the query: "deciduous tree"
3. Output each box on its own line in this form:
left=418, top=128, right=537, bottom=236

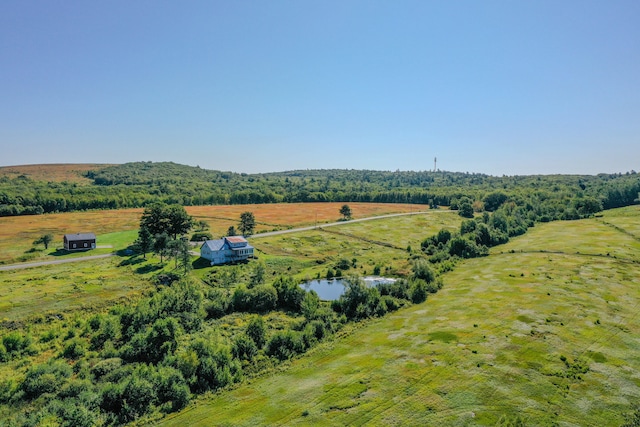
left=339, top=204, right=352, bottom=220
left=140, top=203, right=193, bottom=239
left=33, top=233, right=54, bottom=249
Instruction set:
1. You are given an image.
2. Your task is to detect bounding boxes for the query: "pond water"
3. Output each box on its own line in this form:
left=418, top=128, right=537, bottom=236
left=299, top=276, right=397, bottom=301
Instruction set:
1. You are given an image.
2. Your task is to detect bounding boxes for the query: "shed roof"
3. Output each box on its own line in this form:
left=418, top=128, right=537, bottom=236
left=64, top=233, right=96, bottom=241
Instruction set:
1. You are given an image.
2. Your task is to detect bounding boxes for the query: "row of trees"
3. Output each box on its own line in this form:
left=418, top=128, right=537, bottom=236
left=2, top=162, right=638, bottom=217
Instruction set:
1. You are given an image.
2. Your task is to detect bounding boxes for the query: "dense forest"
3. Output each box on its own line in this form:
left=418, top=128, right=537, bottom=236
left=1, top=161, right=639, bottom=217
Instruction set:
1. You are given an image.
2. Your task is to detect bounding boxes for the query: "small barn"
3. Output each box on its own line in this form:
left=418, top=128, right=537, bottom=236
left=200, top=236, right=254, bottom=265
left=64, top=233, right=96, bottom=251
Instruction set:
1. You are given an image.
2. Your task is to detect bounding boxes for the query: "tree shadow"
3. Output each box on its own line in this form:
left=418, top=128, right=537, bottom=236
left=50, top=249, right=73, bottom=257
left=119, top=256, right=145, bottom=267
left=192, top=257, right=210, bottom=270
left=136, top=264, right=163, bottom=274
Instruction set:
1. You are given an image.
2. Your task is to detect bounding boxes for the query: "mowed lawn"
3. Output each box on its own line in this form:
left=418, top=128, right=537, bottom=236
left=159, top=209, right=640, bottom=426
left=0, top=203, right=428, bottom=264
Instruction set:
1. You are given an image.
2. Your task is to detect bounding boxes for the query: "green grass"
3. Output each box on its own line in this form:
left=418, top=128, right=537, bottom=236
left=252, top=211, right=463, bottom=280
left=158, top=210, right=640, bottom=427
left=0, top=252, right=193, bottom=322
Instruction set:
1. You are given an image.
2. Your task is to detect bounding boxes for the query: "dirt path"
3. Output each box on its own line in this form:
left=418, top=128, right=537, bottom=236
left=0, top=253, right=115, bottom=271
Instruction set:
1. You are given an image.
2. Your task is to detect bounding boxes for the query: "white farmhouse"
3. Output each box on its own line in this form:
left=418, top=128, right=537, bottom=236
left=200, top=236, right=255, bottom=265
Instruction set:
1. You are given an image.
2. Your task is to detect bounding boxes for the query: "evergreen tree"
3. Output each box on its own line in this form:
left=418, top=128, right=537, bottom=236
left=136, top=226, right=154, bottom=259
left=238, top=212, right=255, bottom=236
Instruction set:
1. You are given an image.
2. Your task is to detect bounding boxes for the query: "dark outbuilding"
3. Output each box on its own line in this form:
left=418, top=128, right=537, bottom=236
left=64, top=233, right=96, bottom=251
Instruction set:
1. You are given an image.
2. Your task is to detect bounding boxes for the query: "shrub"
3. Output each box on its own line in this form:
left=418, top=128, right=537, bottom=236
left=335, top=258, right=351, bottom=271
left=205, top=290, right=231, bottom=319
left=183, top=338, right=241, bottom=393
left=190, top=231, right=213, bottom=241
left=62, top=338, right=87, bottom=360
left=91, top=358, right=123, bottom=379
left=21, top=360, right=72, bottom=399
left=3, top=331, right=31, bottom=356
left=273, top=275, right=306, bottom=312
left=121, top=376, right=157, bottom=422
left=449, top=236, right=488, bottom=258
left=413, top=259, right=435, bottom=283
left=246, top=316, right=267, bottom=349
left=410, top=279, right=428, bottom=304
left=266, top=330, right=304, bottom=361
left=232, top=285, right=277, bottom=313
left=332, top=276, right=383, bottom=320
left=232, top=334, right=258, bottom=361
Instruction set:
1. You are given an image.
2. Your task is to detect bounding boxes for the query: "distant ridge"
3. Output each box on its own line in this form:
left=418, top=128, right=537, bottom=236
left=0, top=163, right=113, bottom=183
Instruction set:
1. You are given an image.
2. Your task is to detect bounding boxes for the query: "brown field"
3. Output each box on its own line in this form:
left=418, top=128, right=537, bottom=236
left=0, top=163, right=111, bottom=183
left=0, top=203, right=429, bottom=264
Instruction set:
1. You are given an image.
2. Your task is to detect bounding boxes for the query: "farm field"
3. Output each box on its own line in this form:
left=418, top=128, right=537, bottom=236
left=158, top=206, right=640, bottom=426
left=0, top=163, right=110, bottom=183
left=0, top=202, right=428, bottom=265
left=0, top=208, right=451, bottom=323
left=252, top=210, right=462, bottom=280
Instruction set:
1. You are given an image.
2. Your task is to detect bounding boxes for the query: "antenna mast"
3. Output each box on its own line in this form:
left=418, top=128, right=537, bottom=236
left=434, top=157, right=437, bottom=172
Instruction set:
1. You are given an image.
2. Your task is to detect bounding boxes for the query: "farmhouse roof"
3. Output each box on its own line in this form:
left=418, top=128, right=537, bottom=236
left=225, top=236, right=248, bottom=244
left=64, top=232, right=96, bottom=241
left=201, top=236, right=253, bottom=252
left=202, top=239, right=226, bottom=251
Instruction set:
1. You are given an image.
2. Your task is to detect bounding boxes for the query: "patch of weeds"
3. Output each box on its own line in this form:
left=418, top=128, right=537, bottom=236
left=428, top=331, right=458, bottom=343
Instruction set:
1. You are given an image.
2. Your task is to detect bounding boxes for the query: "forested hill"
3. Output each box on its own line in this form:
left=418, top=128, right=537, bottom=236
left=1, top=161, right=639, bottom=217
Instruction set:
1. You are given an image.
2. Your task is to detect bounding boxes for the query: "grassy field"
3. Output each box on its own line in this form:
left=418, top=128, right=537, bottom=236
left=0, top=251, right=162, bottom=322
left=0, top=208, right=451, bottom=322
left=0, top=163, right=110, bottom=183
left=251, top=210, right=461, bottom=280
left=157, top=206, right=640, bottom=426
left=0, top=203, right=428, bottom=265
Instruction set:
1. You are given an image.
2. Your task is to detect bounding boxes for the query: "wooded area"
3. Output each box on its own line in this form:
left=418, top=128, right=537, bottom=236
left=1, top=162, right=639, bottom=218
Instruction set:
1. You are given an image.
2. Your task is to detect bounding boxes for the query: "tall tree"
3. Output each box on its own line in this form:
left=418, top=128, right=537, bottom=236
left=238, top=212, right=255, bottom=236
left=168, top=239, right=192, bottom=273
left=227, top=226, right=237, bottom=237
left=140, top=203, right=171, bottom=236
left=166, top=205, right=194, bottom=239
left=339, top=204, right=352, bottom=221
left=153, top=233, right=171, bottom=263
left=140, top=203, right=193, bottom=239
left=136, top=226, right=154, bottom=259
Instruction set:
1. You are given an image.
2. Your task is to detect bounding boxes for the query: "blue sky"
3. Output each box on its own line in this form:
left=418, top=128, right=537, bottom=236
left=1, top=1, right=638, bottom=175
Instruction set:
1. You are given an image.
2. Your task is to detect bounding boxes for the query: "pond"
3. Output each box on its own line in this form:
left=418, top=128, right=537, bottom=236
left=299, top=276, right=397, bottom=301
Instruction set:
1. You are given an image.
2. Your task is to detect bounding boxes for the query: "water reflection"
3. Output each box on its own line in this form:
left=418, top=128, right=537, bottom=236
left=300, top=277, right=396, bottom=301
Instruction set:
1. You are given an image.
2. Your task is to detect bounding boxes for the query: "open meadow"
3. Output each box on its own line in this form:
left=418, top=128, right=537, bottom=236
left=0, top=203, right=428, bottom=265
left=0, top=206, right=446, bottom=323
left=0, top=163, right=109, bottom=184
left=158, top=206, right=640, bottom=426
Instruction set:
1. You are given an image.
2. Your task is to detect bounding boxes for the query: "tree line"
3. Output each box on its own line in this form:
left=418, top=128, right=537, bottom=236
left=1, top=162, right=638, bottom=217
